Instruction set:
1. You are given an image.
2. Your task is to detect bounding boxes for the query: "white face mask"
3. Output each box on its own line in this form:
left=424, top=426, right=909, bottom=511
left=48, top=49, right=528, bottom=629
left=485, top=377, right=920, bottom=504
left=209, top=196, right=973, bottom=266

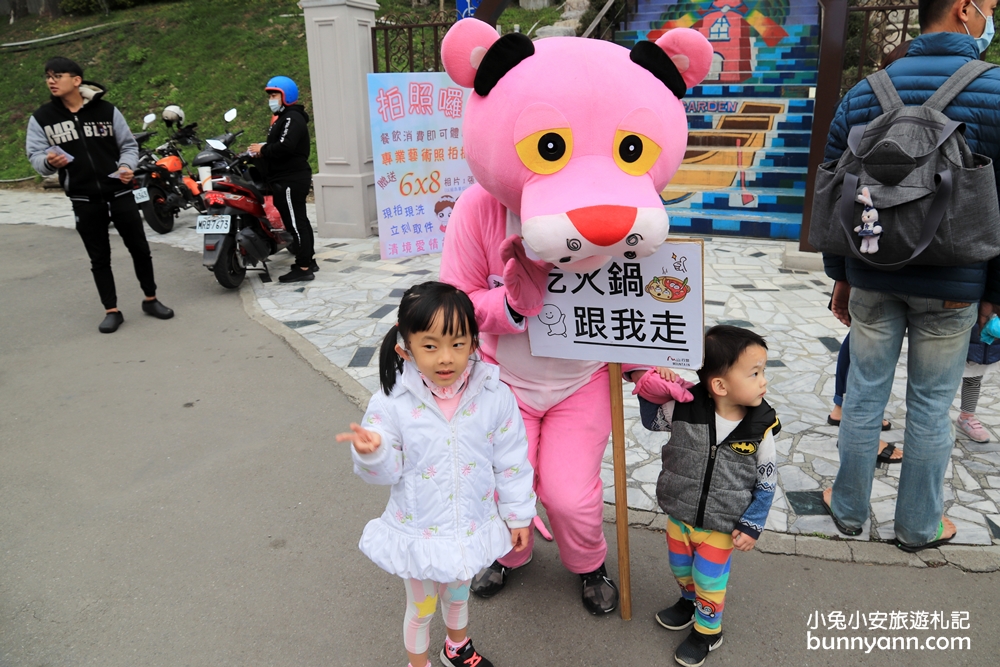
left=268, top=99, right=282, bottom=113
left=966, top=1, right=996, bottom=53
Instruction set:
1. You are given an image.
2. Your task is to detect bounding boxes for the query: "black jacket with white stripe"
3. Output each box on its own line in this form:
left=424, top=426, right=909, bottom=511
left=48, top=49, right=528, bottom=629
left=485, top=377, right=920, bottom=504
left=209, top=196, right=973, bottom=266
left=259, top=104, right=311, bottom=185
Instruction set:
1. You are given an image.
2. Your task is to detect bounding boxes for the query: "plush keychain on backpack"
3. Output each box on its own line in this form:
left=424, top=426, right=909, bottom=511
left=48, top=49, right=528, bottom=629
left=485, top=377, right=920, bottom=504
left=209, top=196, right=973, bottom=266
left=855, top=187, right=882, bottom=254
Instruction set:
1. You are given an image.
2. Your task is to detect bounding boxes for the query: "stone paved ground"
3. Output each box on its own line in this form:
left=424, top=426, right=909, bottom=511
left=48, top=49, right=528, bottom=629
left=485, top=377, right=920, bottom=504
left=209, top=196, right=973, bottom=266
left=5, top=189, right=1000, bottom=549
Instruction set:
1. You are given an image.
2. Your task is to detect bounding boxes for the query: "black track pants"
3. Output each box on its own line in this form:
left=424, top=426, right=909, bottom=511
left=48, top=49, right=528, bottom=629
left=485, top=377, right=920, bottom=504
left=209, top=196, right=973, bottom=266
left=271, top=180, right=314, bottom=267
left=72, top=194, right=156, bottom=310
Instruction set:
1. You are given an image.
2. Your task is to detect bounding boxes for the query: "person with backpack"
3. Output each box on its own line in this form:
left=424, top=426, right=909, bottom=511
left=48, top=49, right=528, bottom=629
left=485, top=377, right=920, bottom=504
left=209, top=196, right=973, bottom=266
left=25, top=56, right=174, bottom=334
left=248, top=76, right=315, bottom=283
left=814, top=0, right=1000, bottom=552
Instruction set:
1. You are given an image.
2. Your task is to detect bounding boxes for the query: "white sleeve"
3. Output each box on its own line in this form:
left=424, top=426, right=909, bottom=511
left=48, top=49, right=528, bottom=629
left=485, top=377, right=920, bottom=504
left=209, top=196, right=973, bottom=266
left=350, top=394, right=405, bottom=486
left=491, top=386, right=536, bottom=528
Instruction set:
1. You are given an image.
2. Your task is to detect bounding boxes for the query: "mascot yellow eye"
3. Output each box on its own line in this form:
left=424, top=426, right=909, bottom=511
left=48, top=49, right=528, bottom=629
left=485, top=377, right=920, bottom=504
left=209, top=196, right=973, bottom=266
left=515, top=128, right=573, bottom=175
left=613, top=130, right=661, bottom=176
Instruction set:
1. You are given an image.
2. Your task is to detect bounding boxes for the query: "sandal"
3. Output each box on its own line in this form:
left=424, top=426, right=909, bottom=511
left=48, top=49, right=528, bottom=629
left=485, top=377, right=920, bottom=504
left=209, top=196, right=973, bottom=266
left=822, top=488, right=863, bottom=536
left=834, top=440, right=903, bottom=467
left=827, top=415, right=892, bottom=431
left=876, top=442, right=903, bottom=465
left=896, top=518, right=956, bottom=553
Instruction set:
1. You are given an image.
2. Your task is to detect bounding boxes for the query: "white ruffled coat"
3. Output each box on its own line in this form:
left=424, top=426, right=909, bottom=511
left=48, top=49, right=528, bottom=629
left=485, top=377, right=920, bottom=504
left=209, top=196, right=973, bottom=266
left=351, top=359, right=536, bottom=582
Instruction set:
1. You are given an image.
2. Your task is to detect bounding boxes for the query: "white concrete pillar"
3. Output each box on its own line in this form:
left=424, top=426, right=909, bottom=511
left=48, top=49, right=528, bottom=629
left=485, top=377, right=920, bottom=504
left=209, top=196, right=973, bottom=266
left=299, top=0, right=379, bottom=238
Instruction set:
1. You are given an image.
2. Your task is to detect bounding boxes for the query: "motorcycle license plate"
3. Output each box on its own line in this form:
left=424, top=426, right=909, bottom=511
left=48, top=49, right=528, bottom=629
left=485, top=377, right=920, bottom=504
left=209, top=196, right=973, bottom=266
left=196, top=215, right=231, bottom=234
left=133, top=187, right=150, bottom=203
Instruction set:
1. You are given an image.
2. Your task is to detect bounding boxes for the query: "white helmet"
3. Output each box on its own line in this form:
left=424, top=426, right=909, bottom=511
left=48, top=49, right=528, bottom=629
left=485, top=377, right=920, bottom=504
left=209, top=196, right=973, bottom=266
left=162, top=105, right=185, bottom=128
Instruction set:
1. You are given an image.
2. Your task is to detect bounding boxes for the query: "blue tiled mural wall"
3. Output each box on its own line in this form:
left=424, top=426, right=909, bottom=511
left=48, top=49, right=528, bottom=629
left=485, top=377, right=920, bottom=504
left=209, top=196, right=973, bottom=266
left=616, top=0, right=820, bottom=240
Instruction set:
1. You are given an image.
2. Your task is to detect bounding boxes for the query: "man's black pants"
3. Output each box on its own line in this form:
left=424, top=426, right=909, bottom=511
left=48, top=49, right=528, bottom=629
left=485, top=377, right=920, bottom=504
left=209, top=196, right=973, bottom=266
left=72, top=194, right=156, bottom=310
left=271, top=180, right=314, bottom=267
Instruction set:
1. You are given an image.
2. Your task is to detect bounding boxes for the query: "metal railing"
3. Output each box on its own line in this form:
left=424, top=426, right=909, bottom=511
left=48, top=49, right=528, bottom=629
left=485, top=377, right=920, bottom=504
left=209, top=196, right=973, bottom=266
left=371, top=12, right=455, bottom=74
left=842, top=1, right=919, bottom=95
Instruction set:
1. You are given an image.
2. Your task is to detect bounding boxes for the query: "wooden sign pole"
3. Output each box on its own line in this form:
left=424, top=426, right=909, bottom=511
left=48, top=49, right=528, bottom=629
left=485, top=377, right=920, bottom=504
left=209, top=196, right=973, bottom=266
left=608, top=362, right=632, bottom=621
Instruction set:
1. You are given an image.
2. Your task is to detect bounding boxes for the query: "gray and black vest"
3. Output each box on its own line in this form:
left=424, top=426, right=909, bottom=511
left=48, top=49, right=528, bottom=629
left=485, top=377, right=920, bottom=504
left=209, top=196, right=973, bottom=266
left=656, top=383, right=780, bottom=534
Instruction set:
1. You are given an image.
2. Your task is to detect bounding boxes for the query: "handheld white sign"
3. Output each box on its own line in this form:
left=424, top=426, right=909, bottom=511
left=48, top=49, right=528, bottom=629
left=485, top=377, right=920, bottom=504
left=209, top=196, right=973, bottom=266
left=528, top=240, right=704, bottom=369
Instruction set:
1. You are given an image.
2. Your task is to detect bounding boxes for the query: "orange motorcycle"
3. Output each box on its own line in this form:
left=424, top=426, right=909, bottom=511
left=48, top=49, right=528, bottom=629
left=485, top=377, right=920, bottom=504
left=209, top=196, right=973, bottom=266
left=133, top=117, right=206, bottom=233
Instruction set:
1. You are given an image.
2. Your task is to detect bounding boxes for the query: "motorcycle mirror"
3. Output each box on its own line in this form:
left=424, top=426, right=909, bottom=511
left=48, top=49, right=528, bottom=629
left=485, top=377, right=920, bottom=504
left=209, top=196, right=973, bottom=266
left=142, top=113, right=156, bottom=129
left=206, top=139, right=227, bottom=151
left=223, top=109, right=237, bottom=123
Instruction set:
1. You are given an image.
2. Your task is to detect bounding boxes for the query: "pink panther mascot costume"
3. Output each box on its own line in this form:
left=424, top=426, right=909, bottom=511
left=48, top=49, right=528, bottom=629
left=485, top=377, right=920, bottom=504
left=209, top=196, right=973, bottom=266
left=439, top=19, right=713, bottom=614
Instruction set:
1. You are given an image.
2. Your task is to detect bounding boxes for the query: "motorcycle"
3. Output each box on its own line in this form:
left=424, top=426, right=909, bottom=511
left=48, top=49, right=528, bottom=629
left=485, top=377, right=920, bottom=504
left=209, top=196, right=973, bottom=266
left=194, top=108, right=294, bottom=289
left=132, top=116, right=206, bottom=234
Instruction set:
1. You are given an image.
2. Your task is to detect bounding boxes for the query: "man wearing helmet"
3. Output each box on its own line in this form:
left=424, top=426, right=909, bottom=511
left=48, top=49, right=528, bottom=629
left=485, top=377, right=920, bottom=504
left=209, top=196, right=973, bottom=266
left=248, top=76, right=315, bottom=283
left=25, top=56, right=174, bottom=333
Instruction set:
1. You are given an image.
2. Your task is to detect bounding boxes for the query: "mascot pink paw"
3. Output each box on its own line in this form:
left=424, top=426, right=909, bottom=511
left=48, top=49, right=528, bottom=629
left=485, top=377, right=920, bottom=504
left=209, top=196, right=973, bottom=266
left=500, top=234, right=552, bottom=318
left=632, top=368, right=694, bottom=404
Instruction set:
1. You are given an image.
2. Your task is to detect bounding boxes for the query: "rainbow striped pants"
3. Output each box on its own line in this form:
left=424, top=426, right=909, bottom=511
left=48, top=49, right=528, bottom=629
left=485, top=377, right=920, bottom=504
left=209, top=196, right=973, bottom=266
left=666, top=516, right=734, bottom=635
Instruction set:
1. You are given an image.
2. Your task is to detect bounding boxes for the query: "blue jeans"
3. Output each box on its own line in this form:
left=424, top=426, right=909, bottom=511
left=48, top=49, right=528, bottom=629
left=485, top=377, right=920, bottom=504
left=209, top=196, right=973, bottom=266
left=831, top=288, right=976, bottom=546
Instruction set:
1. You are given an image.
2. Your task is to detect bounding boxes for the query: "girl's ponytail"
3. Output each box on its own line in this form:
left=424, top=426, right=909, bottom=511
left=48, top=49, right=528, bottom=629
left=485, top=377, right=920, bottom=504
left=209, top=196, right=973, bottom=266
left=378, top=323, right=405, bottom=395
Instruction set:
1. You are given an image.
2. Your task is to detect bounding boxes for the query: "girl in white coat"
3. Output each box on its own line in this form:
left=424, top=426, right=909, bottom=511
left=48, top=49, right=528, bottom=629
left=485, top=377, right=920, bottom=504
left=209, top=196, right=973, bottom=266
left=337, top=282, right=535, bottom=667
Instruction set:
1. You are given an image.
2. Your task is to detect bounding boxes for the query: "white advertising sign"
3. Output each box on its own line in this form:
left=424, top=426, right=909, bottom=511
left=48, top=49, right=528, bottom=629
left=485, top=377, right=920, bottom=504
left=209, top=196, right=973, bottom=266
left=367, top=72, right=475, bottom=260
left=528, top=240, right=705, bottom=369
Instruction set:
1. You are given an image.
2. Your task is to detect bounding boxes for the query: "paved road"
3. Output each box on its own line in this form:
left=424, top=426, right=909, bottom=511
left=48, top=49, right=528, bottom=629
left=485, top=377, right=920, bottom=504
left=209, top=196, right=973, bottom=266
left=1, top=224, right=998, bottom=667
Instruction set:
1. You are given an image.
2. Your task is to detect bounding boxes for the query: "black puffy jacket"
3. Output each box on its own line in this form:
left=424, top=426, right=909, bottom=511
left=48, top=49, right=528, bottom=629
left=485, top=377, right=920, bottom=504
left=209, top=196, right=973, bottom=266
left=259, top=104, right=311, bottom=184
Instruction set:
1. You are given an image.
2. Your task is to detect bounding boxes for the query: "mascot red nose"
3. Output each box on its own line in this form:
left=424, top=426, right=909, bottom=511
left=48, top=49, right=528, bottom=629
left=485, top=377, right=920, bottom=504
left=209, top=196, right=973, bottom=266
left=438, top=18, right=712, bottom=614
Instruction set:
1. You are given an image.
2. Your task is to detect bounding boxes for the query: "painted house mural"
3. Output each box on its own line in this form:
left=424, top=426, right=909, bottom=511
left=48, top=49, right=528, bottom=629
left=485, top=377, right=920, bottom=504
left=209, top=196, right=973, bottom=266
left=616, top=0, right=820, bottom=239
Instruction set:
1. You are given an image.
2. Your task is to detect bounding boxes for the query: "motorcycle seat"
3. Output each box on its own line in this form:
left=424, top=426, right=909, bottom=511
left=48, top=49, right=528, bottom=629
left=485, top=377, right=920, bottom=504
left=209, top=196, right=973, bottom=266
left=230, top=177, right=266, bottom=206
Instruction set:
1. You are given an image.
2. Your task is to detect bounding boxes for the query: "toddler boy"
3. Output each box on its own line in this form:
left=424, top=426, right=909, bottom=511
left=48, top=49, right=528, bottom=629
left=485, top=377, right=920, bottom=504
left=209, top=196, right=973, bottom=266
left=632, top=325, right=779, bottom=667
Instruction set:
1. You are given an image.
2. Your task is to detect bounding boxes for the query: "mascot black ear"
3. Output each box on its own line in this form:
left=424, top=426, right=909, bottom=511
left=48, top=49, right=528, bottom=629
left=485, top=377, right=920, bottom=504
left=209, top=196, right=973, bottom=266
left=630, top=41, right=688, bottom=100
left=473, top=33, right=535, bottom=97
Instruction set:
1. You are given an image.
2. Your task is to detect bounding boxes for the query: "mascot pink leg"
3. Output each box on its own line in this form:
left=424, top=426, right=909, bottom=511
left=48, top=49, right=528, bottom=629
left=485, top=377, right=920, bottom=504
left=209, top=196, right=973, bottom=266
left=501, top=367, right=612, bottom=572
left=439, top=19, right=713, bottom=615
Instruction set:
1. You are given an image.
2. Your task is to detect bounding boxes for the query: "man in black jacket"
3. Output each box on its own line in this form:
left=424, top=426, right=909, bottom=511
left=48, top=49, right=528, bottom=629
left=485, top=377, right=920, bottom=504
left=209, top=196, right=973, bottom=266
left=249, top=76, right=315, bottom=283
left=25, top=56, right=173, bottom=333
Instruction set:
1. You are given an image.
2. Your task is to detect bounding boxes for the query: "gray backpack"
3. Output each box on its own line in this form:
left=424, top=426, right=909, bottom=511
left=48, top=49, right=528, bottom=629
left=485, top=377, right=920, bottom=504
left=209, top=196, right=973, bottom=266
left=809, top=60, right=1000, bottom=269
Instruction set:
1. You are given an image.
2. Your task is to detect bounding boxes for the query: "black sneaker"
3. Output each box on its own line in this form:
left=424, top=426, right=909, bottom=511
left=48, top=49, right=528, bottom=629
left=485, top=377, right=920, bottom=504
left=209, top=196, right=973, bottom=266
left=580, top=563, right=619, bottom=615
left=656, top=597, right=696, bottom=630
left=439, top=638, right=493, bottom=667
left=470, top=560, right=509, bottom=598
left=310, top=259, right=319, bottom=273
left=141, top=298, right=174, bottom=320
left=674, top=628, right=723, bottom=667
left=278, top=266, right=315, bottom=283
left=99, top=311, right=124, bottom=333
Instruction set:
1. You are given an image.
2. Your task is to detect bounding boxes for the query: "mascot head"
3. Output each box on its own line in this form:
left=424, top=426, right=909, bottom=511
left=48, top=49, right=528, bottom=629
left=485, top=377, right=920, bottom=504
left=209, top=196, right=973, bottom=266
left=442, top=20, right=712, bottom=271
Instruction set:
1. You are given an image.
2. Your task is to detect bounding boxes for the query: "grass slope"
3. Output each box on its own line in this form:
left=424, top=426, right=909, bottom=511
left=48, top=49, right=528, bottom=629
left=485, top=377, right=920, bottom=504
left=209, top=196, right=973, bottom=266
left=1, top=0, right=562, bottom=181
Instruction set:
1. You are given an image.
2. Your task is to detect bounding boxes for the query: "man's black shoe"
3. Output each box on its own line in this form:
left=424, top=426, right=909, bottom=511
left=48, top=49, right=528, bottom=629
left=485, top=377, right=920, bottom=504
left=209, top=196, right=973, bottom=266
left=99, top=311, right=124, bottom=333
left=580, top=563, right=619, bottom=615
left=470, top=560, right=509, bottom=598
left=656, top=597, right=696, bottom=630
left=278, top=266, right=315, bottom=283
left=310, top=259, right=319, bottom=273
left=674, top=628, right=723, bottom=667
left=141, top=299, right=174, bottom=320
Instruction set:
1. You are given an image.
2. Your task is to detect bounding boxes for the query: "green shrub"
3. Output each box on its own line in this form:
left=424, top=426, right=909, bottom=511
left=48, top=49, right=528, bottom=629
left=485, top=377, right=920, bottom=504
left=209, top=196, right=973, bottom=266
left=126, top=46, right=150, bottom=64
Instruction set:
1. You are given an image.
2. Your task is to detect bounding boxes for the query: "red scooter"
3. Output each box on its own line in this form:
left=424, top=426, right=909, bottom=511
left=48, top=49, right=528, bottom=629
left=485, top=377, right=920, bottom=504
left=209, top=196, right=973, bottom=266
left=193, top=110, right=292, bottom=289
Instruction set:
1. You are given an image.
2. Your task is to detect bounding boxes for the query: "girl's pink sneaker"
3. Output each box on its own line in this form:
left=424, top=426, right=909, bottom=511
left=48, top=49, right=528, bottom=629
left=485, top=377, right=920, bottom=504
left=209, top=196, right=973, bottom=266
left=957, top=414, right=991, bottom=443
